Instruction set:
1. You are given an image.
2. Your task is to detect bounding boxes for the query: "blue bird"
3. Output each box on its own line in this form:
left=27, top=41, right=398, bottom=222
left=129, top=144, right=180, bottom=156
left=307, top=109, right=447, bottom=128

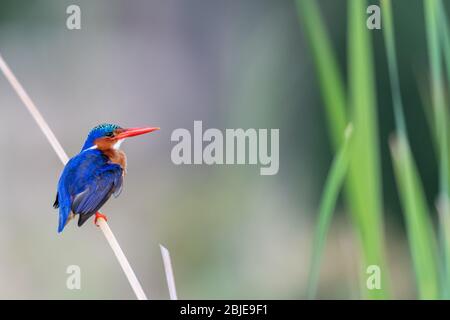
left=53, top=123, right=159, bottom=233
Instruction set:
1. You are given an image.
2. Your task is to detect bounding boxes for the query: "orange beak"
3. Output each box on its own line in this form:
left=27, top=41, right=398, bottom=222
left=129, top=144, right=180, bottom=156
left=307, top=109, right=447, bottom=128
left=115, top=127, right=160, bottom=139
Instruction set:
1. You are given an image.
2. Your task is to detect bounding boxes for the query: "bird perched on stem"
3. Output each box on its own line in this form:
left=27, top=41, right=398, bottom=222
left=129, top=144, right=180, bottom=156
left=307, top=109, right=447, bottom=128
left=54, top=123, right=159, bottom=233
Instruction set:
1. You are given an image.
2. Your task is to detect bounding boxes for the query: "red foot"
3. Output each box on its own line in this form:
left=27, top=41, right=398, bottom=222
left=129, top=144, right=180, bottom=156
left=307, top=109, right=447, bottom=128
left=94, top=212, right=108, bottom=226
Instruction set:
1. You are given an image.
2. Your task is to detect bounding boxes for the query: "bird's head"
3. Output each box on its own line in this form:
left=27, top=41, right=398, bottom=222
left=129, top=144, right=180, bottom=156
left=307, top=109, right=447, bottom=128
left=81, top=123, right=159, bottom=151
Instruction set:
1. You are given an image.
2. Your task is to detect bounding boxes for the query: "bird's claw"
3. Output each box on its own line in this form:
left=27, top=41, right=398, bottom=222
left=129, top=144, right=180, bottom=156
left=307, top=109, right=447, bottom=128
left=94, top=212, right=108, bottom=226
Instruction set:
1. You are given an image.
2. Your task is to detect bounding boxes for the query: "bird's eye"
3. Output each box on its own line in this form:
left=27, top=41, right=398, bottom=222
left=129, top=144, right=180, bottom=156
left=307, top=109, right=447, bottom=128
left=105, top=132, right=114, bottom=137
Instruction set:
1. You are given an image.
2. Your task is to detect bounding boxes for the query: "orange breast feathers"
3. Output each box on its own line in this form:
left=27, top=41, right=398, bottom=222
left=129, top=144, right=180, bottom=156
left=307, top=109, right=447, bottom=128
left=103, top=149, right=127, bottom=172
left=93, top=137, right=127, bottom=172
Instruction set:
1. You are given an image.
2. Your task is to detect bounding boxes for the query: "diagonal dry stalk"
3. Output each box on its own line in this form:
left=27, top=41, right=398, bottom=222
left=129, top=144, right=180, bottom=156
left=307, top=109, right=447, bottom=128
left=160, top=244, right=178, bottom=299
left=0, top=52, right=177, bottom=300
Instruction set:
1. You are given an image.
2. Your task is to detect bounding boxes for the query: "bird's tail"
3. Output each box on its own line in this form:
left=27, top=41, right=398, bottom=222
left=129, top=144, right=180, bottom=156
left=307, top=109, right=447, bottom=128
left=58, top=206, right=73, bottom=233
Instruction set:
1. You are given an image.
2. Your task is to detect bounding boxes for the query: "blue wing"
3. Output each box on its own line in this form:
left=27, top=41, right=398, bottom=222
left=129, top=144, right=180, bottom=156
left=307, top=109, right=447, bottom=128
left=55, top=150, right=123, bottom=233
left=72, top=165, right=123, bottom=227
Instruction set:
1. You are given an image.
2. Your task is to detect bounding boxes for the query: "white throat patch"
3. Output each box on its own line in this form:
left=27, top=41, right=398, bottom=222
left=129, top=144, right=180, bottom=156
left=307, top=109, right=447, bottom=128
left=113, top=139, right=124, bottom=150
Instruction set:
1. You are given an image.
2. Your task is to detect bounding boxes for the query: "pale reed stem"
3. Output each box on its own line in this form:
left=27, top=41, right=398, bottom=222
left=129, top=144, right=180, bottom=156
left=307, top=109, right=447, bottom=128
left=160, top=244, right=178, bottom=299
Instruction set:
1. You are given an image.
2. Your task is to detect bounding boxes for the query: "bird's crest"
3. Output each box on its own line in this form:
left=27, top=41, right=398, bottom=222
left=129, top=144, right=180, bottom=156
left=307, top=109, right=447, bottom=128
left=81, top=123, right=122, bottom=151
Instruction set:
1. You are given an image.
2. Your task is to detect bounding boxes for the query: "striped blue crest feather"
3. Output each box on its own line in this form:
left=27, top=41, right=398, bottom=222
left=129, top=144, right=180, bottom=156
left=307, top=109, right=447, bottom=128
left=81, top=123, right=121, bottom=151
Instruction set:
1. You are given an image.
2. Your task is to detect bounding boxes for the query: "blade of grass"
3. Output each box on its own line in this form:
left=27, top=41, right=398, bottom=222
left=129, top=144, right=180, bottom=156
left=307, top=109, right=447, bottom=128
left=425, top=0, right=450, bottom=298
left=415, top=71, right=438, bottom=154
left=438, top=0, right=450, bottom=298
left=380, top=0, right=406, bottom=134
left=307, top=125, right=353, bottom=299
left=296, top=0, right=389, bottom=298
left=436, top=0, right=450, bottom=187
left=295, top=0, right=347, bottom=148
left=347, top=0, right=388, bottom=299
left=389, top=135, right=439, bottom=299
left=381, top=0, right=439, bottom=299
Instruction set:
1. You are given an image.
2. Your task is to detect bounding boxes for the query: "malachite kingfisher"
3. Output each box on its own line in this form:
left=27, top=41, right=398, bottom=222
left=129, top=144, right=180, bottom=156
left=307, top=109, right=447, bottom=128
left=53, top=123, right=159, bottom=233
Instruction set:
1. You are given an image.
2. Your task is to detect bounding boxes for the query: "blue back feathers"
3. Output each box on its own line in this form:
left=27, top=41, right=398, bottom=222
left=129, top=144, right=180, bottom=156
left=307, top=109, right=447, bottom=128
left=55, top=149, right=123, bottom=232
left=81, top=123, right=122, bottom=151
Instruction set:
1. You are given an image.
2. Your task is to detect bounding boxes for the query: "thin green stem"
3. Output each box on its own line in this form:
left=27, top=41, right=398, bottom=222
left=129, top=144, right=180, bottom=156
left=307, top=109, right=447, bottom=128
left=382, top=0, right=439, bottom=299
left=425, top=0, right=450, bottom=298
left=307, top=126, right=353, bottom=299
left=295, top=0, right=347, bottom=149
